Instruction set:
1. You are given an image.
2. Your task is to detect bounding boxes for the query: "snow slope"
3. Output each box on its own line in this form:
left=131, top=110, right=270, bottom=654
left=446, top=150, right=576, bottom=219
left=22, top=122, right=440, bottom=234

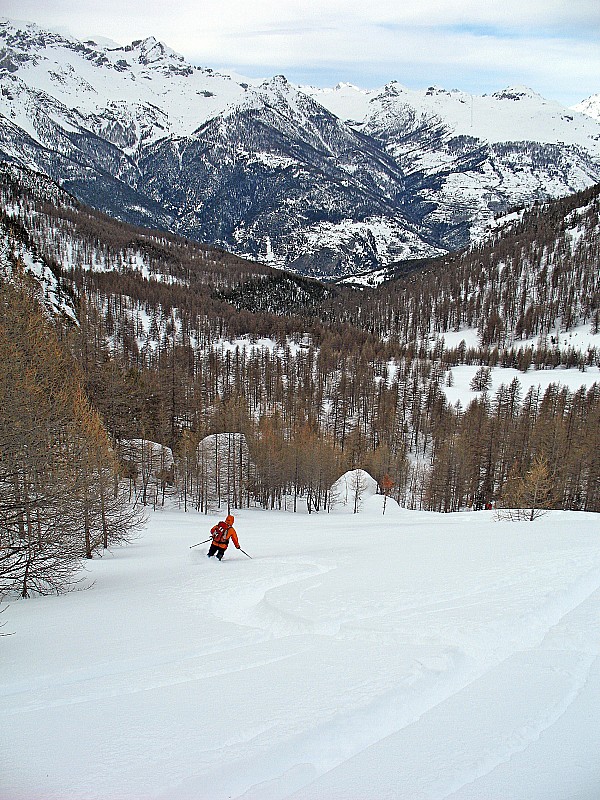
left=306, top=82, right=600, bottom=151
left=0, top=18, right=254, bottom=149
left=440, top=363, right=600, bottom=409
left=2, top=502, right=600, bottom=799
left=574, top=94, right=600, bottom=122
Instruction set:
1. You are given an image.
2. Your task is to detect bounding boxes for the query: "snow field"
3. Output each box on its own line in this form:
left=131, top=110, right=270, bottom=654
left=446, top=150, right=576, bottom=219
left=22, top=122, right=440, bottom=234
left=441, top=362, right=600, bottom=408
left=1, top=503, right=600, bottom=799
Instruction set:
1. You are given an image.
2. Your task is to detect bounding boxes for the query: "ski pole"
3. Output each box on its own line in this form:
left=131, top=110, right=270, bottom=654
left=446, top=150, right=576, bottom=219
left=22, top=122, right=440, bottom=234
left=189, top=538, right=212, bottom=549
left=239, top=548, right=253, bottom=559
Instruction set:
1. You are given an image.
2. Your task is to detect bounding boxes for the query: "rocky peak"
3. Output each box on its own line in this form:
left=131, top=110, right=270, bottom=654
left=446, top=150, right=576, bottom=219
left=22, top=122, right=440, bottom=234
left=491, top=86, right=544, bottom=102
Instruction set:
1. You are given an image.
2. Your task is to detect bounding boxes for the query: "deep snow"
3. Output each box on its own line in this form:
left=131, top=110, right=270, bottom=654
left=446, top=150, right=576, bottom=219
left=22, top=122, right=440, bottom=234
left=2, top=499, right=600, bottom=800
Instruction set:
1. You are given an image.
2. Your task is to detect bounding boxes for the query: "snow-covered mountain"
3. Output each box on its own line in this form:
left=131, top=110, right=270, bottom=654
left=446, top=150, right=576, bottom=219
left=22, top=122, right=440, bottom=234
left=1, top=18, right=600, bottom=277
left=574, top=93, right=600, bottom=122
left=308, top=82, right=600, bottom=245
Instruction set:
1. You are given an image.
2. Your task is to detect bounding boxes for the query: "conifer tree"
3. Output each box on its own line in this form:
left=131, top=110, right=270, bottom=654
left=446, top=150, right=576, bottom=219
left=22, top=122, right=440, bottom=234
left=0, top=272, right=141, bottom=598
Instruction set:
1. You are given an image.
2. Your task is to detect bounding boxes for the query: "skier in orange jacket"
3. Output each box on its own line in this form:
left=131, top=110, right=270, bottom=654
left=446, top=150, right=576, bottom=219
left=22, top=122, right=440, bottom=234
left=207, top=514, right=240, bottom=560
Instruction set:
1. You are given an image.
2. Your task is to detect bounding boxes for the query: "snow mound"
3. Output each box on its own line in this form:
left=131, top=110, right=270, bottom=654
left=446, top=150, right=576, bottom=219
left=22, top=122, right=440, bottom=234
left=362, top=492, right=402, bottom=515
left=331, top=469, right=403, bottom=514
left=331, top=469, right=378, bottom=512
left=118, top=438, right=174, bottom=475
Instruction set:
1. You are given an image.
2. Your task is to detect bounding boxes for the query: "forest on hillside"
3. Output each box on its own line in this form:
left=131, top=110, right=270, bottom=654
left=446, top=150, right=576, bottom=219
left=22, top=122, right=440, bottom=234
left=1, top=164, right=599, bottom=594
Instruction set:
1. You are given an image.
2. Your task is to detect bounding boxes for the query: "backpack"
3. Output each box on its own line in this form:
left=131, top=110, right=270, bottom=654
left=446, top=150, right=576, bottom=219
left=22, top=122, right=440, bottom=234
left=211, top=520, right=230, bottom=544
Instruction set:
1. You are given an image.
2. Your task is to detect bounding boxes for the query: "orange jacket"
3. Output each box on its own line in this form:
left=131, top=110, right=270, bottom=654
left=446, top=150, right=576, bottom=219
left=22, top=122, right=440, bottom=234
left=211, top=514, right=239, bottom=550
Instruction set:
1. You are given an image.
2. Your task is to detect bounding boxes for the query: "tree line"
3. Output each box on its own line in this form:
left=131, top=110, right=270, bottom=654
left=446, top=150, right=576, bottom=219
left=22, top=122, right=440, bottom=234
left=1, top=164, right=600, bottom=598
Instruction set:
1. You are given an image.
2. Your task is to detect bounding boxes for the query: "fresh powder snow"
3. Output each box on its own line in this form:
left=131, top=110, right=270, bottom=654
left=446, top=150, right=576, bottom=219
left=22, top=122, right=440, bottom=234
left=2, top=494, right=600, bottom=799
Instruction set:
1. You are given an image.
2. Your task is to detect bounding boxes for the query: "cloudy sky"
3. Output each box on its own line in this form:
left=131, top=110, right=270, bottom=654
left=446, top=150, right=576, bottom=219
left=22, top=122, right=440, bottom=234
left=3, top=0, right=599, bottom=105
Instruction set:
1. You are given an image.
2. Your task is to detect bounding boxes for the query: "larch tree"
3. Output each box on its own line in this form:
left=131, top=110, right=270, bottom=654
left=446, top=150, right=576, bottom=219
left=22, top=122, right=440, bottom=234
left=0, top=271, right=141, bottom=598
left=499, top=455, right=556, bottom=521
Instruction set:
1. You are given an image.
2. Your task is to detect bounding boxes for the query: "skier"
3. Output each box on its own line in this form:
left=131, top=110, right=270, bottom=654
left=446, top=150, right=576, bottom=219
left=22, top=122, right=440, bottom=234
left=207, top=514, right=240, bottom=560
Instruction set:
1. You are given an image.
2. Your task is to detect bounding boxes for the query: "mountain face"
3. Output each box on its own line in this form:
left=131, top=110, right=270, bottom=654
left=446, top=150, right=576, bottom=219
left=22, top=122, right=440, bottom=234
left=1, top=18, right=600, bottom=278
left=574, top=93, right=600, bottom=122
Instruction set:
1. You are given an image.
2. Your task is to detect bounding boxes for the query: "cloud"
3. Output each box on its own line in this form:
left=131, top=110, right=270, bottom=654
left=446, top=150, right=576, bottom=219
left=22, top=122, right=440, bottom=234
left=381, top=0, right=598, bottom=29
left=2, top=0, right=598, bottom=104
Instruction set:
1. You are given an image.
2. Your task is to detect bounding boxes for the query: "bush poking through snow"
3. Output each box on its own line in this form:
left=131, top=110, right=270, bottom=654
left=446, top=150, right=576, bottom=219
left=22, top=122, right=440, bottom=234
left=497, top=456, right=556, bottom=521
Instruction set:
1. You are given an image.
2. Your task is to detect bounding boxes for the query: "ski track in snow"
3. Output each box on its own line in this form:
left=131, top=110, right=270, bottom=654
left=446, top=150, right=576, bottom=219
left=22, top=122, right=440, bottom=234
left=281, top=587, right=600, bottom=800
left=195, top=562, right=600, bottom=800
left=2, top=506, right=600, bottom=800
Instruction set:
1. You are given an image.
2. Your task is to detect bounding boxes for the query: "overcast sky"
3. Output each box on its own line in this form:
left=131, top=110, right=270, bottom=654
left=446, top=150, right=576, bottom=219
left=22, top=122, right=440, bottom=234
left=3, top=0, right=599, bottom=105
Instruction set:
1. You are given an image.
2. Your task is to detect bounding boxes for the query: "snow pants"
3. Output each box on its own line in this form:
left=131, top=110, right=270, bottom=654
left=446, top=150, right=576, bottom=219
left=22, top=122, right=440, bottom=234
left=207, top=543, right=226, bottom=560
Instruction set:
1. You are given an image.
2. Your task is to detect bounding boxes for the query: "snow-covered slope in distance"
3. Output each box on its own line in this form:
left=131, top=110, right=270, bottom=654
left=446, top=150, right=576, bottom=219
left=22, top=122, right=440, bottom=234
left=0, top=18, right=254, bottom=149
left=305, top=81, right=600, bottom=150
left=306, top=81, right=600, bottom=245
left=573, top=93, right=600, bottom=122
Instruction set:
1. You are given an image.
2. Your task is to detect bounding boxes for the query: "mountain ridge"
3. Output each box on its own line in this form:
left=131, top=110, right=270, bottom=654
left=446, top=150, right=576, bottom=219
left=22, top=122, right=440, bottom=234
left=1, top=17, right=599, bottom=277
